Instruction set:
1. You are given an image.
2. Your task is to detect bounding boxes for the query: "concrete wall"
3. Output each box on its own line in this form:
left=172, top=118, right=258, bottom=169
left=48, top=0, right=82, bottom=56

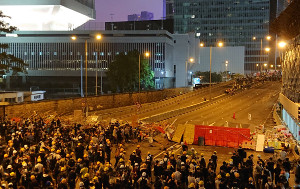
left=2, top=87, right=191, bottom=118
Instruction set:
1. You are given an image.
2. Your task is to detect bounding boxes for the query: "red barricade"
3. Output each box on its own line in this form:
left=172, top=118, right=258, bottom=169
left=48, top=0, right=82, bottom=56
left=193, top=125, right=251, bottom=148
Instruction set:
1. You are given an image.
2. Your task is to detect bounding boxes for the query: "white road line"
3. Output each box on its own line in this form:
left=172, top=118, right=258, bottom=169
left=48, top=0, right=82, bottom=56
left=153, top=143, right=179, bottom=159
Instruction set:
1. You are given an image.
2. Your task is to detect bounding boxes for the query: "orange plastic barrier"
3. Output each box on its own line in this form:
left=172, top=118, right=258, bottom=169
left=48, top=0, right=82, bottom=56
left=193, top=125, right=251, bottom=148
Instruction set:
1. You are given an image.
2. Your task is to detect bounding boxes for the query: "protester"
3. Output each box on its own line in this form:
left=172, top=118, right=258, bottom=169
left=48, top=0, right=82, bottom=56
left=0, top=116, right=293, bottom=189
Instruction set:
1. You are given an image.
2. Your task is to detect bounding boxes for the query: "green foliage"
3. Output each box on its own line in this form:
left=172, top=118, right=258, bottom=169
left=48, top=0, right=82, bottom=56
left=194, top=71, right=222, bottom=83
left=0, top=11, right=27, bottom=76
left=106, top=50, right=154, bottom=93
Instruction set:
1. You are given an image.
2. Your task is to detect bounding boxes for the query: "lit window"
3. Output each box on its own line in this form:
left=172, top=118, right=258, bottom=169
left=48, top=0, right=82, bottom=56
left=54, top=52, right=57, bottom=56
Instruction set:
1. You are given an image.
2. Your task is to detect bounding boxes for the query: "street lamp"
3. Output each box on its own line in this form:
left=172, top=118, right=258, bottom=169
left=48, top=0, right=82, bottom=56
left=266, top=35, right=271, bottom=41
left=208, top=41, right=224, bottom=100
left=71, top=34, right=102, bottom=97
left=139, top=52, right=150, bottom=104
left=225, top=60, right=229, bottom=82
left=185, top=58, right=194, bottom=86
left=71, top=34, right=102, bottom=117
left=278, top=41, right=287, bottom=73
left=278, top=41, right=287, bottom=48
left=265, top=47, right=271, bottom=52
left=95, top=34, right=102, bottom=96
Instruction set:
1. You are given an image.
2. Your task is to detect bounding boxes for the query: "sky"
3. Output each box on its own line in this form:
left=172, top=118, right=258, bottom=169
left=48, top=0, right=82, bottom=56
left=95, top=0, right=164, bottom=22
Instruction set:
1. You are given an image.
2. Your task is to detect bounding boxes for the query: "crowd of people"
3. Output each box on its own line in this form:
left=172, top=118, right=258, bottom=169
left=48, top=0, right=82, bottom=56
left=0, top=116, right=298, bottom=189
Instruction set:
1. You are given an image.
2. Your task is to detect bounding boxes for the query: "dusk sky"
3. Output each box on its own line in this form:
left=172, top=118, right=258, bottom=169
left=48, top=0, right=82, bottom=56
left=95, top=0, right=164, bottom=22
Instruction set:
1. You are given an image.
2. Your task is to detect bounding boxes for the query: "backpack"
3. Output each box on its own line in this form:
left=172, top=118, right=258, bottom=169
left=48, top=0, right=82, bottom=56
left=140, top=178, right=149, bottom=189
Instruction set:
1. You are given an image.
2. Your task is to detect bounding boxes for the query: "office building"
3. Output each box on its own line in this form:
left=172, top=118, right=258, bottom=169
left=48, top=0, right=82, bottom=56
left=0, top=0, right=95, bottom=31
left=173, top=0, right=271, bottom=73
left=165, top=0, right=174, bottom=19
left=0, top=30, right=175, bottom=93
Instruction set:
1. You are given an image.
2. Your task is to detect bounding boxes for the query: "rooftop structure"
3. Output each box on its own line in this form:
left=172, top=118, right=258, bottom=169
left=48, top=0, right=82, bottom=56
left=0, top=0, right=95, bottom=31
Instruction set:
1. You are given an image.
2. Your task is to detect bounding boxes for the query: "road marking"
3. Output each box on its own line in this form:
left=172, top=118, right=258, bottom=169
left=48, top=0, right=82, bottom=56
left=153, top=143, right=179, bottom=159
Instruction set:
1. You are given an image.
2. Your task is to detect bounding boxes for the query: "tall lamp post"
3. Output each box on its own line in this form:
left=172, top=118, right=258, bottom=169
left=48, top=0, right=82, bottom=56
left=278, top=41, right=287, bottom=81
left=225, top=60, right=229, bottom=82
left=95, top=35, right=102, bottom=96
left=139, top=52, right=150, bottom=104
left=185, top=58, right=194, bottom=86
left=205, top=41, right=223, bottom=100
left=71, top=34, right=102, bottom=116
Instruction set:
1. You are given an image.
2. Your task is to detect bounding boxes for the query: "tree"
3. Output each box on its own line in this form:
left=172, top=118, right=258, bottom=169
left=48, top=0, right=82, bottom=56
left=106, top=50, right=154, bottom=93
left=0, top=11, right=27, bottom=76
left=194, top=71, right=222, bottom=83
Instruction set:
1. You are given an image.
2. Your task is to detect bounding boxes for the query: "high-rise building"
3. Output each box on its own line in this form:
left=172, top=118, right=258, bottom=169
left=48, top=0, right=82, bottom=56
left=173, top=0, right=271, bottom=73
left=166, top=0, right=174, bottom=19
left=0, top=0, right=95, bottom=31
left=128, top=11, right=154, bottom=21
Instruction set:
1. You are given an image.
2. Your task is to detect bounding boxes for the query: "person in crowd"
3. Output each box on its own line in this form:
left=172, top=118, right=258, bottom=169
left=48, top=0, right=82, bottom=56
left=0, top=115, right=294, bottom=189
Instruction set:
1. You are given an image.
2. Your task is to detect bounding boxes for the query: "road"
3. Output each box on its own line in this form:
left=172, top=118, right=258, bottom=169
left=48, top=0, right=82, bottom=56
left=117, top=81, right=281, bottom=132
left=167, top=81, right=281, bottom=131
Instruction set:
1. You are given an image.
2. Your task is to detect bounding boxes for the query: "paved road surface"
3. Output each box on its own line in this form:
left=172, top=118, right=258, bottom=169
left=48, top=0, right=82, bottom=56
left=167, top=81, right=281, bottom=131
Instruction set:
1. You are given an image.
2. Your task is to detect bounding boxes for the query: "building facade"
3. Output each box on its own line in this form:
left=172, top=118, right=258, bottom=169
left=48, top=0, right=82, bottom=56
left=0, top=30, right=175, bottom=94
left=193, top=46, right=245, bottom=75
left=173, top=0, right=271, bottom=73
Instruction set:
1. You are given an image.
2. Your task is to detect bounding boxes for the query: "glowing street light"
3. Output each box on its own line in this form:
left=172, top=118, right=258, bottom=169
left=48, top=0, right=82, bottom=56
left=266, top=35, right=271, bottom=40
left=96, top=34, right=102, bottom=40
left=265, top=47, right=271, bottom=52
left=278, top=41, right=287, bottom=48
left=218, top=41, right=224, bottom=47
left=264, top=63, right=268, bottom=67
left=200, top=43, right=204, bottom=47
